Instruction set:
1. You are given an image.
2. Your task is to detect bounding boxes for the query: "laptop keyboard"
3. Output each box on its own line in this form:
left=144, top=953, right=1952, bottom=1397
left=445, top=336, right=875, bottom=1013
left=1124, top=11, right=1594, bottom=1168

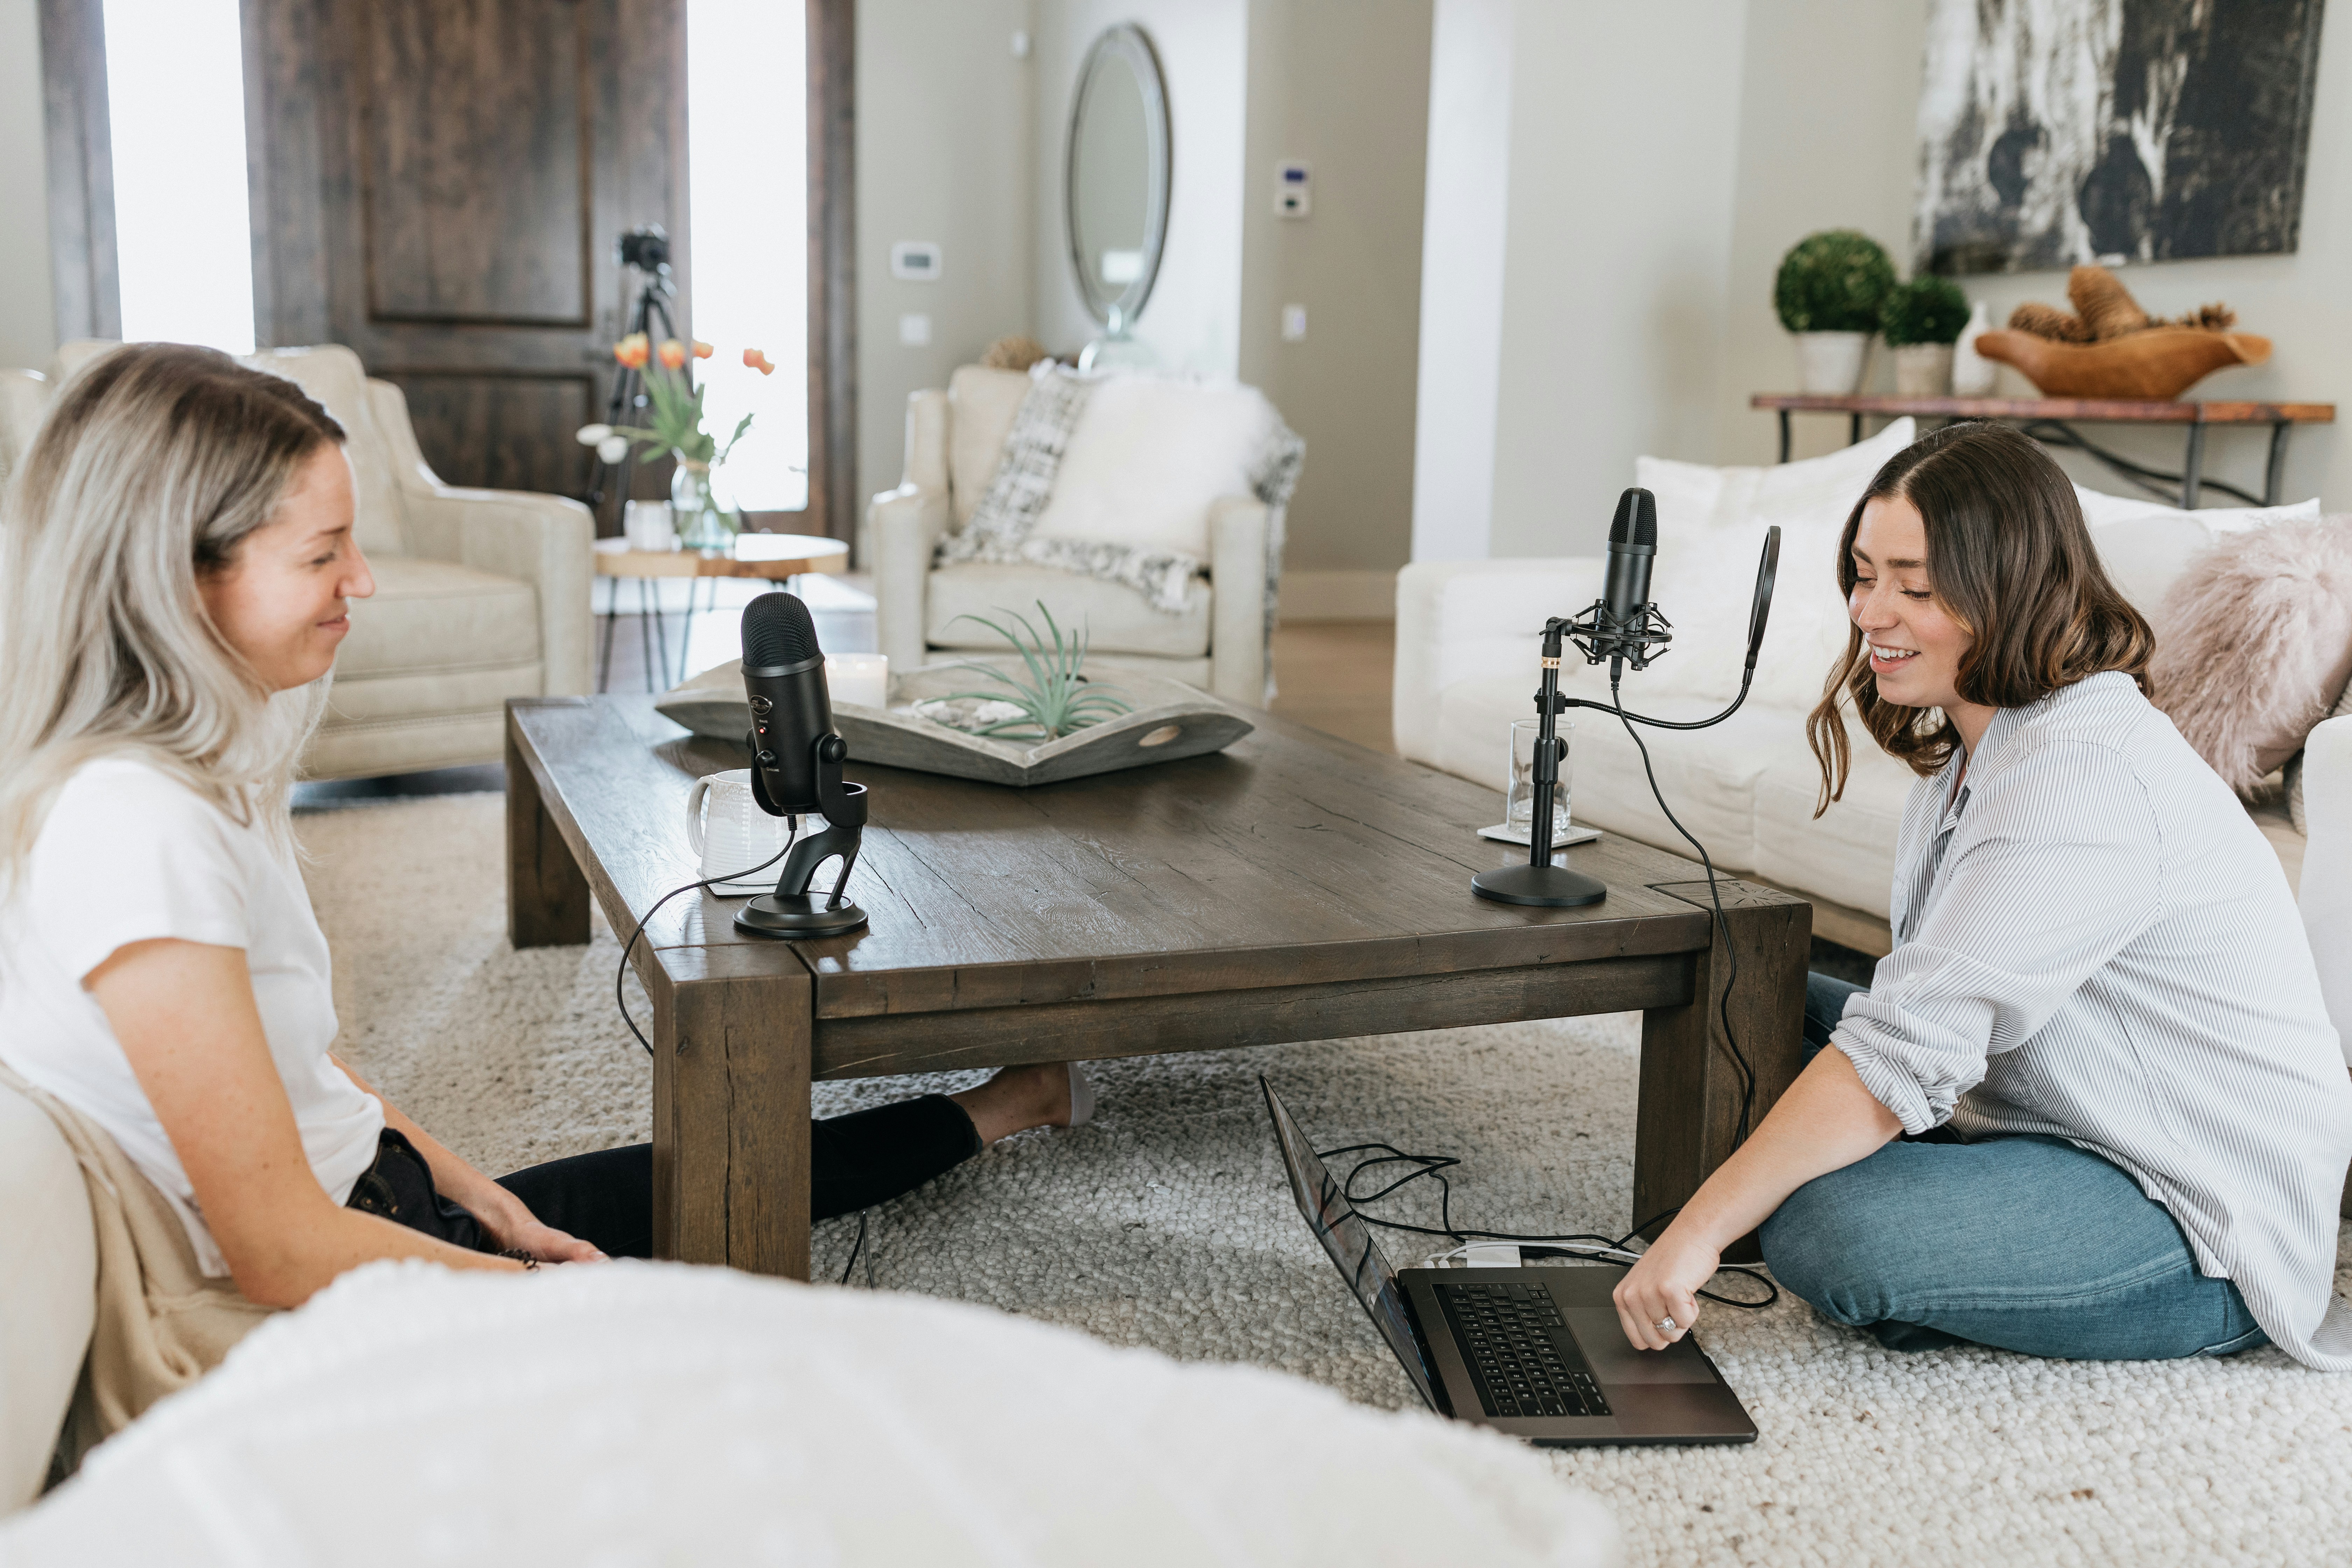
left=1435, top=1281, right=1611, bottom=1421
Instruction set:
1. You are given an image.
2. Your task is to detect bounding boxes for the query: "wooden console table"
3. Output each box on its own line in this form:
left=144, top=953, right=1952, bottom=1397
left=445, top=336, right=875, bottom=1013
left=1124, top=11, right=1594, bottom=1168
left=1751, top=393, right=2335, bottom=509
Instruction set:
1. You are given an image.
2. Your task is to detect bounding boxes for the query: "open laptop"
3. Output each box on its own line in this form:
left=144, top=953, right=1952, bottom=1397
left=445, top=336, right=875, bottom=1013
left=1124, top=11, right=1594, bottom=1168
left=1262, top=1077, right=1756, bottom=1447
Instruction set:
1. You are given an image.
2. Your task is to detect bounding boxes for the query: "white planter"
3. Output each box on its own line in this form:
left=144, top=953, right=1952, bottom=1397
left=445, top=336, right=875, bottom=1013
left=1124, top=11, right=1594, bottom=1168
left=1793, top=331, right=1869, bottom=395
left=1952, top=300, right=1997, bottom=396
left=1892, top=343, right=1954, bottom=397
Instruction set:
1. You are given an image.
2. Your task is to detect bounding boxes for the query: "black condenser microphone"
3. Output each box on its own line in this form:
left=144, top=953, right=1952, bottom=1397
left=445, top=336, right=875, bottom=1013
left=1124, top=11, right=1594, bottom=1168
left=734, top=590, right=870, bottom=939
left=742, top=591, right=832, bottom=814
left=1600, top=486, right=1658, bottom=659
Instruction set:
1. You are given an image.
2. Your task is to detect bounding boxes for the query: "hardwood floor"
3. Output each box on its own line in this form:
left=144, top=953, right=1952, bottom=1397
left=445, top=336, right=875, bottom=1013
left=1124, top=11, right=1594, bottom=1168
left=1269, top=620, right=1395, bottom=754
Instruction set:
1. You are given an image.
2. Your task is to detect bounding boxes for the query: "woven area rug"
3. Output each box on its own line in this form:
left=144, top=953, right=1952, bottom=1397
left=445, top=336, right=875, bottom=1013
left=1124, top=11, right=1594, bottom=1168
left=298, top=792, right=2352, bottom=1567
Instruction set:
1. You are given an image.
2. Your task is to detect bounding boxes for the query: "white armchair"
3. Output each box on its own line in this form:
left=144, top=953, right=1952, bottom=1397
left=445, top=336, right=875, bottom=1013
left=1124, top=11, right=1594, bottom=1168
left=13, top=343, right=595, bottom=780
left=870, top=367, right=1271, bottom=706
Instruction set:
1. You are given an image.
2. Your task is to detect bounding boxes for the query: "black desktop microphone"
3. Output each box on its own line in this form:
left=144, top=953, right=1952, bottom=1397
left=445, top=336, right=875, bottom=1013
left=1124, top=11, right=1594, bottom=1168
left=734, top=591, right=870, bottom=939
left=742, top=591, right=832, bottom=814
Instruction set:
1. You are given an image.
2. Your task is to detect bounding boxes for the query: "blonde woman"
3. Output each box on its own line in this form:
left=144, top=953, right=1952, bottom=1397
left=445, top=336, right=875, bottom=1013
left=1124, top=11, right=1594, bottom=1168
left=0, top=344, right=1077, bottom=1306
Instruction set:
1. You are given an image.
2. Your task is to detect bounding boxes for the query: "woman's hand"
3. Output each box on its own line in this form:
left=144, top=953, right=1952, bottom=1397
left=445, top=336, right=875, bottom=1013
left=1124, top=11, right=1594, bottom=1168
left=1612, top=1226, right=1720, bottom=1351
left=487, top=1213, right=608, bottom=1266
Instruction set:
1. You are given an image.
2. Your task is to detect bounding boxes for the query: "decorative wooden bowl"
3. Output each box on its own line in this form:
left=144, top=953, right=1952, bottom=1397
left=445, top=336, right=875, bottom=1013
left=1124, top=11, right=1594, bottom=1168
left=1971, top=327, right=2271, bottom=400
left=654, top=659, right=1255, bottom=787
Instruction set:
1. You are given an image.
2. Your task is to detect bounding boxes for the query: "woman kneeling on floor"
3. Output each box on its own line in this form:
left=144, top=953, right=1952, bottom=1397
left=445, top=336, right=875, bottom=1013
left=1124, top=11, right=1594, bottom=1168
left=0, top=343, right=1081, bottom=1301
left=1615, top=420, right=2352, bottom=1367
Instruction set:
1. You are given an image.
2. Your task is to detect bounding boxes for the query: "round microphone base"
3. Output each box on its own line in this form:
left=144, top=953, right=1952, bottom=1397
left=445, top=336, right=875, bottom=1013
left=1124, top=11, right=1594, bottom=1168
left=734, top=894, right=870, bottom=939
left=1470, top=862, right=1608, bottom=908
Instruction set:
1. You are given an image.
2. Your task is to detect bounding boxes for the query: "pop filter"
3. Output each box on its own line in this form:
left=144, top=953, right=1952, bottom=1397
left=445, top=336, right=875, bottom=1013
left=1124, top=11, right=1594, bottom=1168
left=1744, top=525, right=1781, bottom=671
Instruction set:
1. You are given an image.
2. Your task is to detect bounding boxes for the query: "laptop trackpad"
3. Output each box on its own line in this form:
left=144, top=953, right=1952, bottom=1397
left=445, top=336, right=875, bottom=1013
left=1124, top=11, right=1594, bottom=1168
left=1563, top=1309, right=1720, bottom=1384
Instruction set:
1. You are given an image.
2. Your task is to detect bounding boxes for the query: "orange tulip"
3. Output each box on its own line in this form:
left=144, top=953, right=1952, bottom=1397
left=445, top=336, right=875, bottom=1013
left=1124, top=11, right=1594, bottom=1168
left=657, top=338, right=688, bottom=370
left=744, top=348, right=775, bottom=376
left=691, top=340, right=713, bottom=360
left=612, top=332, right=651, bottom=369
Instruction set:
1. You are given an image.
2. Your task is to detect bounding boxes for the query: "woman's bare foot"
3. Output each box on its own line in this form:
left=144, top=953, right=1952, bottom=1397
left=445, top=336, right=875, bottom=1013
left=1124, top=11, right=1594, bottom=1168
left=952, top=1062, right=1077, bottom=1145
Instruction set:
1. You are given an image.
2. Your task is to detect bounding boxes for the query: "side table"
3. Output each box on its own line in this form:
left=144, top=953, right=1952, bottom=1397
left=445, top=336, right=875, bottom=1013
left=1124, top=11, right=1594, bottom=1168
left=594, top=532, right=850, bottom=691
left=1750, top=393, right=2336, bottom=509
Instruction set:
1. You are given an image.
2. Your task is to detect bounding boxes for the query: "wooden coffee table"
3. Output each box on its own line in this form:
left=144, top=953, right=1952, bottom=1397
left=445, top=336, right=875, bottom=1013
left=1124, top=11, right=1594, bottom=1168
left=505, top=695, right=1810, bottom=1279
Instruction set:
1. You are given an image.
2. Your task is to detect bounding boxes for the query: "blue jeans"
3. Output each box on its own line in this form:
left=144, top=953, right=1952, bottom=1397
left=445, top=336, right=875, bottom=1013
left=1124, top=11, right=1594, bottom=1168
left=1757, top=972, right=2267, bottom=1360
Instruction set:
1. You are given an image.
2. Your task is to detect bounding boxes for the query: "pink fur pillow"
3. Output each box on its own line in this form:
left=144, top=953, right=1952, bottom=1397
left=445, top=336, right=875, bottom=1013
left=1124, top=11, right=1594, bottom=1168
left=2149, top=517, right=2352, bottom=795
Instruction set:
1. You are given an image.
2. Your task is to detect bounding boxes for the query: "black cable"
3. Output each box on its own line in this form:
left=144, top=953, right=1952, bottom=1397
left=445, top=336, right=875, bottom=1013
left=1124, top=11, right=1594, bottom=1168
left=1316, top=1142, right=1777, bottom=1310
left=616, top=820, right=799, bottom=1056
left=1607, top=668, right=1757, bottom=1145
left=839, top=1209, right=868, bottom=1286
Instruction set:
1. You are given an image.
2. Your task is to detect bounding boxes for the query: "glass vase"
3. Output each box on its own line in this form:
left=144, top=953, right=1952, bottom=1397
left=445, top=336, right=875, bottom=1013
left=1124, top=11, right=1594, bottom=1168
left=670, top=455, right=736, bottom=554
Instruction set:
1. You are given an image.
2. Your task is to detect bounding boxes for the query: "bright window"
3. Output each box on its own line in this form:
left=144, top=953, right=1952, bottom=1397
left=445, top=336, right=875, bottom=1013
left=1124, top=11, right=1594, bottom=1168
left=686, top=0, right=808, bottom=512
left=103, top=0, right=255, bottom=353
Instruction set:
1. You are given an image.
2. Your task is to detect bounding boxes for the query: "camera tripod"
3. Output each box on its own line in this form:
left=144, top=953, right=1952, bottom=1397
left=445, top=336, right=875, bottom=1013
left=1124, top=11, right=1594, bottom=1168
left=586, top=229, right=682, bottom=529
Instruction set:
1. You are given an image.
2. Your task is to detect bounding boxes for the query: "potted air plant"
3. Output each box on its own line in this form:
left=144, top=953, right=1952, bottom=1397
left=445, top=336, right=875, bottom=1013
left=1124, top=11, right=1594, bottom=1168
left=1773, top=230, right=1897, bottom=395
left=576, top=337, right=777, bottom=552
left=918, top=603, right=1134, bottom=741
left=1882, top=275, right=1972, bottom=397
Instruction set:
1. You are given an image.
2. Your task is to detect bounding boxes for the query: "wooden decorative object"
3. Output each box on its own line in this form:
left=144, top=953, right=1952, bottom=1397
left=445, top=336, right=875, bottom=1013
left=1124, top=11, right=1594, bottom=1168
left=654, top=660, right=1254, bottom=786
left=1970, top=328, right=2272, bottom=400
left=2068, top=264, right=2151, bottom=340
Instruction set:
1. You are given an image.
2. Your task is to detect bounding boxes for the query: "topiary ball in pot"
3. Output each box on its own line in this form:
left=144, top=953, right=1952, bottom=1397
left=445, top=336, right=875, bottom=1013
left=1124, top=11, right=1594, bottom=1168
left=1775, top=230, right=1896, bottom=394
left=1884, top=275, right=1972, bottom=396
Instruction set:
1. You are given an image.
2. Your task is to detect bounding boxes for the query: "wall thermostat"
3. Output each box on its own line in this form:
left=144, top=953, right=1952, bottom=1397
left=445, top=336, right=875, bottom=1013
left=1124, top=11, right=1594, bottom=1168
left=1276, top=161, right=1311, bottom=218
left=890, top=241, right=942, bottom=281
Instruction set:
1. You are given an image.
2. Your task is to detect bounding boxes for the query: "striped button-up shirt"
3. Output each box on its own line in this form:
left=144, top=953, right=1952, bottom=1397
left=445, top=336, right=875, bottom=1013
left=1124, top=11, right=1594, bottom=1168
left=1833, top=671, right=2352, bottom=1368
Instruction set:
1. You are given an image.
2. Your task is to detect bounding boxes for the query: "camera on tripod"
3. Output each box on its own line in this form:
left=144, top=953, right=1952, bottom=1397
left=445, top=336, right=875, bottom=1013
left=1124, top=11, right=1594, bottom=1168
left=617, top=226, right=671, bottom=275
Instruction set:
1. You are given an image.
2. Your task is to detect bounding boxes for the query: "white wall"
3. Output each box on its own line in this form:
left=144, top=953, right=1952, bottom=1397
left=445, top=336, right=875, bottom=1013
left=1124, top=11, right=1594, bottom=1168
left=1240, top=0, right=1432, bottom=608
left=1408, top=0, right=1511, bottom=565
left=855, top=0, right=1037, bottom=515
left=1411, top=0, right=1750, bottom=562
left=1031, top=0, right=1250, bottom=375
left=0, top=0, right=59, bottom=369
left=1488, top=0, right=1748, bottom=558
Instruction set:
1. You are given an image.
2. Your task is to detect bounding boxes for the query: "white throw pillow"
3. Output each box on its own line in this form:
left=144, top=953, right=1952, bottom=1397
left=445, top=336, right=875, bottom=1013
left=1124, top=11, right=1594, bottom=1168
left=2079, top=490, right=2323, bottom=626
left=1, top=1261, right=1620, bottom=1567
left=2073, top=482, right=2321, bottom=534
left=1029, top=374, right=1283, bottom=561
left=1630, top=419, right=1917, bottom=708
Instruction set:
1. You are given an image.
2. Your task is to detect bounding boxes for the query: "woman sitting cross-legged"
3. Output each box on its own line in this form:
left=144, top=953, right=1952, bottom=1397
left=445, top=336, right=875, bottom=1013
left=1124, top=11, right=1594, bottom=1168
left=1613, top=420, right=2352, bottom=1366
left=0, top=342, right=1082, bottom=1306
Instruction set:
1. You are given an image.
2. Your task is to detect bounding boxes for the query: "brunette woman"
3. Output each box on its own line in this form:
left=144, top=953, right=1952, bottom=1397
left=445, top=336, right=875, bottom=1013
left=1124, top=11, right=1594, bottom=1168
left=1613, top=421, right=2352, bottom=1366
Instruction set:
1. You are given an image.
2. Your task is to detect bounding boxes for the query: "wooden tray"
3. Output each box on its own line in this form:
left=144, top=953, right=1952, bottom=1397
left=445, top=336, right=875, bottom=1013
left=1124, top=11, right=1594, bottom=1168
left=653, top=659, right=1255, bottom=787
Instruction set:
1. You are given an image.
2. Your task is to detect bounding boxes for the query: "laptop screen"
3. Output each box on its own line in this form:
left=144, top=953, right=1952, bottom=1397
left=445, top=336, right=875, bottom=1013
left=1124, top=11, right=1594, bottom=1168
left=1260, top=1078, right=1440, bottom=1411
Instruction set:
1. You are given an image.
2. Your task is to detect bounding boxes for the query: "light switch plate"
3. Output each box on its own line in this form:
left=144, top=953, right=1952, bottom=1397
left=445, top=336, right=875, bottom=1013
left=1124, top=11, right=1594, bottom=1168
left=898, top=313, right=932, bottom=346
left=1276, top=160, right=1311, bottom=217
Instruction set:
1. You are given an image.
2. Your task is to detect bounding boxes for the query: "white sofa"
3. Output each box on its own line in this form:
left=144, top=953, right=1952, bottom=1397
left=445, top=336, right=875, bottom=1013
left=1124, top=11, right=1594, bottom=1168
left=1, top=343, right=595, bottom=780
left=870, top=366, right=1274, bottom=706
left=1396, top=424, right=2315, bottom=953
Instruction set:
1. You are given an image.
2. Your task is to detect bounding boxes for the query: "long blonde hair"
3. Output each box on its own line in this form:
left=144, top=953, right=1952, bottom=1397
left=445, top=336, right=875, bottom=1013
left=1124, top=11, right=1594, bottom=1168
left=0, top=343, right=346, bottom=890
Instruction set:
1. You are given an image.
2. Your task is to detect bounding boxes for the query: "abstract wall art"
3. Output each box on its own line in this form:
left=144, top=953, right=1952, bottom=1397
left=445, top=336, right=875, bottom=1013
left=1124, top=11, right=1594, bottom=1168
left=1914, top=0, right=2326, bottom=274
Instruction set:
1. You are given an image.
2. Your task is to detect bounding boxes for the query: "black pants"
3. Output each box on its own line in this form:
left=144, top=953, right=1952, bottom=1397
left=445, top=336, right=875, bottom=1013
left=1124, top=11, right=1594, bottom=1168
left=346, top=1096, right=983, bottom=1259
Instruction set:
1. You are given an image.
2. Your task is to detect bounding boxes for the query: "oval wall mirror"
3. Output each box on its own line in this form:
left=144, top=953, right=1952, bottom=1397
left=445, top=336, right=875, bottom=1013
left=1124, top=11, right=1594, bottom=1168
left=1065, top=23, right=1171, bottom=332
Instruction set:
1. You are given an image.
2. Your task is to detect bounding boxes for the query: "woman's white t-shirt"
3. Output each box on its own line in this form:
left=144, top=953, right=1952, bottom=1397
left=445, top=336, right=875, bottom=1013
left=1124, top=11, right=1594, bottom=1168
left=0, top=757, right=384, bottom=1276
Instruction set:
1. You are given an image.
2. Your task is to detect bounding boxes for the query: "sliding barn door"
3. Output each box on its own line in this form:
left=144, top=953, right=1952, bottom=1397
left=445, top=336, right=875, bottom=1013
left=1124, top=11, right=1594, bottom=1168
left=246, top=0, right=687, bottom=510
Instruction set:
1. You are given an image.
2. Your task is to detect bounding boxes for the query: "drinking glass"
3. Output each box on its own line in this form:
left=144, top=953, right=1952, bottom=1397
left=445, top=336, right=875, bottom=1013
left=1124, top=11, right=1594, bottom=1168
left=1506, top=719, right=1574, bottom=844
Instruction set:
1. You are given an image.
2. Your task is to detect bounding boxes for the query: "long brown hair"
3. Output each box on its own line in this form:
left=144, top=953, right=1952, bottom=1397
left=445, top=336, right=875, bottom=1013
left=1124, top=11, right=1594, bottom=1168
left=1806, top=421, right=2152, bottom=813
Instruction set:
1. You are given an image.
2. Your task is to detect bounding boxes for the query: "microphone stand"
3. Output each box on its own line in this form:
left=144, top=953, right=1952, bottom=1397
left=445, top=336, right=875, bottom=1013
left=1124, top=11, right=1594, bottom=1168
left=1470, top=526, right=1779, bottom=909
left=736, top=731, right=871, bottom=938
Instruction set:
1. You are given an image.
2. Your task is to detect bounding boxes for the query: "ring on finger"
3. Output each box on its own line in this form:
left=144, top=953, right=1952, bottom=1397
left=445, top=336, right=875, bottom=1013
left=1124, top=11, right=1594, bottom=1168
left=1653, top=1315, right=1676, bottom=1333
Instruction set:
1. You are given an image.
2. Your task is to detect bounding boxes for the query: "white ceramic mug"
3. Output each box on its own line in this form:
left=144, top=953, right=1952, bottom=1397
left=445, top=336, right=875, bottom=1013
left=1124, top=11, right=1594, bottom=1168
left=624, top=499, right=677, bottom=553
left=685, top=770, right=794, bottom=895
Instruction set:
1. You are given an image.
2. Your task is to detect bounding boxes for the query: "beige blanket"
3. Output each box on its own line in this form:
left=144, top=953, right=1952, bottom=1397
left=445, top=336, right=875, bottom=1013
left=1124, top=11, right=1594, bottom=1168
left=0, top=1064, right=276, bottom=1477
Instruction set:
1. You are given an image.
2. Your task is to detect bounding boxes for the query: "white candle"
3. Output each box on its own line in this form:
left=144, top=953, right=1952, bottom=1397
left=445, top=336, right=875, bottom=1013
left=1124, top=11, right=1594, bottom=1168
left=824, top=653, right=889, bottom=709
